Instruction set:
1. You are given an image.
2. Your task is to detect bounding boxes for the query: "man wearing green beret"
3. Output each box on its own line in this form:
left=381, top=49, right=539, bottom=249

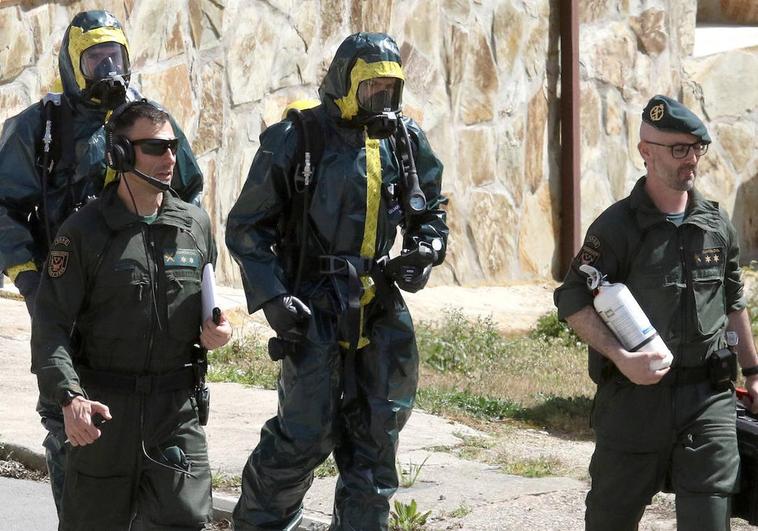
left=555, top=95, right=758, bottom=530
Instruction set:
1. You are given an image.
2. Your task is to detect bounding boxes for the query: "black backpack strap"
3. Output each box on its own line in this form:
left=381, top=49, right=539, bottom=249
left=287, top=106, right=325, bottom=193
left=282, top=106, right=327, bottom=294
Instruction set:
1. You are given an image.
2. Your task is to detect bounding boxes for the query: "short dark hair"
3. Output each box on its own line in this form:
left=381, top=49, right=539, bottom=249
left=110, top=100, right=170, bottom=137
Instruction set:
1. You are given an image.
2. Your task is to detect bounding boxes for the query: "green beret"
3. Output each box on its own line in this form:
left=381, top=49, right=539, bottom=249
left=642, top=95, right=711, bottom=144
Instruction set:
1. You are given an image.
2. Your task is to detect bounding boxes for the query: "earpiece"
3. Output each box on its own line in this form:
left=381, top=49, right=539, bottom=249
left=104, top=98, right=165, bottom=172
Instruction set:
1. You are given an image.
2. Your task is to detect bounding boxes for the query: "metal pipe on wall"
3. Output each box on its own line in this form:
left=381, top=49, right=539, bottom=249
left=559, top=0, right=581, bottom=278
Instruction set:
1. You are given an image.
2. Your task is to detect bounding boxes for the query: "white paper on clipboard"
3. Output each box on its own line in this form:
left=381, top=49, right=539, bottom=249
left=201, top=263, right=218, bottom=323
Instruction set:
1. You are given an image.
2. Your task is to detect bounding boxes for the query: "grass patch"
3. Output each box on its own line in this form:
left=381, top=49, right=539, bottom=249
left=498, top=455, right=562, bottom=478
left=211, top=471, right=241, bottom=491
left=448, top=504, right=472, bottom=518
left=207, top=333, right=279, bottom=389
left=415, top=309, right=594, bottom=438
left=208, top=308, right=596, bottom=438
left=314, top=455, right=338, bottom=478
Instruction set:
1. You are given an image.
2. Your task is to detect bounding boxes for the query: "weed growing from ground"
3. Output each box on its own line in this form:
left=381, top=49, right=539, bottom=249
left=396, top=456, right=429, bottom=488
left=389, top=499, right=431, bottom=531
left=207, top=333, right=279, bottom=389
left=314, top=455, right=338, bottom=478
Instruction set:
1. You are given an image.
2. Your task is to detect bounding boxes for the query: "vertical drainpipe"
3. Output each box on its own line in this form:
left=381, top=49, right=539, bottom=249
left=559, top=0, right=580, bottom=278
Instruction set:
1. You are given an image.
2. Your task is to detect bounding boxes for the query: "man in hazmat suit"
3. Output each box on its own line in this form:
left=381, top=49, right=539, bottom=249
left=226, top=32, right=449, bottom=530
left=0, top=10, right=203, bottom=514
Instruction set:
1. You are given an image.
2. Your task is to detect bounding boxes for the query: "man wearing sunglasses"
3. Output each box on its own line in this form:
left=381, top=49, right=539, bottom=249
left=0, top=10, right=204, bottom=518
left=555, top=95, right=758, bottom=530
left=31, top=100, right=231, bottom=530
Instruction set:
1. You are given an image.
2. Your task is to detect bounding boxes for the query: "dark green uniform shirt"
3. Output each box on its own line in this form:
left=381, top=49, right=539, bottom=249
left=555, top=177, right=746, bottom=381
left=31, top=182, right=215, bottom=405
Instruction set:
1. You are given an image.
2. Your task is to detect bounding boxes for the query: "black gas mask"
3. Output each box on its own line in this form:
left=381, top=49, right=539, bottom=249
left=355, top=77, right=403, bottom=139
left=80, top=42, right=130, bottom=108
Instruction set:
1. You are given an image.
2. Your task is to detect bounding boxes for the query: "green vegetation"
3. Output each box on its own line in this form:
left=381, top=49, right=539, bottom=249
left=416, top=309, right=594, bottom=438
left=314, top=455, right=338, bottom=478
left=207, top=333, right=279, bottom=389
left=389, top=499, right=431, bottom=531
left=211, top=471, right=241, bottom=491
left=498, top=455, right=562, bottom=478
left=208, top=308, right=595, bottom=438
left=396, top=456, right=429, bottom=488
left=448, top=504, right=472, bottom=518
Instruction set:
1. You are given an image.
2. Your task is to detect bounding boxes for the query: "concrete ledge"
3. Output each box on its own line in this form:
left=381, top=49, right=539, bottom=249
left=212, top=493, right=331, bottom=530
left=0, top=442, right=47, bottom=473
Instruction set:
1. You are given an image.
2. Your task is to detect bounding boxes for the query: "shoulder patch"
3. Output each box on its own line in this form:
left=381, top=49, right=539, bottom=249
left=577, top=234, right=601, bottom=266
left=48, top=250, right=70, bottom=278
left=53, top=235, right=71, bottom=247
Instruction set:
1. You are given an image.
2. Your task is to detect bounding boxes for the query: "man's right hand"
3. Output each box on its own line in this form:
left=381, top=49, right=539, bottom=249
left=14, top=270, right=40, bottom=318
left=262, top=294, right=311, bottom=342
left=613, top=349, right=670, bottom=385
left=62, top=396, right=112, bottom=447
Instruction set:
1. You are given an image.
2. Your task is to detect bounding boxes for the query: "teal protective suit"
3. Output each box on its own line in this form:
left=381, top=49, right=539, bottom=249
left=226, top=33, right=448, bottom=530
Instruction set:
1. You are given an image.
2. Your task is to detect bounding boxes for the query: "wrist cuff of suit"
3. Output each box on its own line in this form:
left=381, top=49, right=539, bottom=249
left=742, top=366, right=758, bottom=377
left=6, top=261, right=38, bottom=283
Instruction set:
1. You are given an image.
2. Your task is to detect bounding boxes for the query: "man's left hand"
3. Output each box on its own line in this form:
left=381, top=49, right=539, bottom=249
left=743, top=374, right=758, bottom=415
left=200, top=312, right=232, bottom=350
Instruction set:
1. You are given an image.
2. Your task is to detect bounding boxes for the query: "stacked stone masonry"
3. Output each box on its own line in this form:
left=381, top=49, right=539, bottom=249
left=0, top=0, right=756, bottom=286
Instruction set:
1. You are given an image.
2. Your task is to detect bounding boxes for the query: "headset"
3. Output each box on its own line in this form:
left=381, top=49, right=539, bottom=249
left=104, top=98, right=172, bottom=191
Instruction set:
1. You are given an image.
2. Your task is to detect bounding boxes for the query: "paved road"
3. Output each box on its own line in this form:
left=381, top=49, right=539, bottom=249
left=0, top=477, right=57, bottom=531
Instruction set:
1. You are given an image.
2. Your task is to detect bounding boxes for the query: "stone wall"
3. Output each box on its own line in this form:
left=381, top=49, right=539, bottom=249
left=580, top=0, right=758, bottom=263
left=0, top=0, right=756, bottom=287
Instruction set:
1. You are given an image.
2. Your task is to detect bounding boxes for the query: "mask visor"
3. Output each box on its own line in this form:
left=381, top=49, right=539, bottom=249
left=80, top=42, right=130, bottom=80
left=357, top=77, right=403, bottom=114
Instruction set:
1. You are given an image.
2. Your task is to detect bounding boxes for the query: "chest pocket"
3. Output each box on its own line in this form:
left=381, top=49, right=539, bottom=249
left=89, top=260, right=150, bottom=338
left=163, top=249, right=202, bottom=342
left=689, top=246, right=726, bottom=336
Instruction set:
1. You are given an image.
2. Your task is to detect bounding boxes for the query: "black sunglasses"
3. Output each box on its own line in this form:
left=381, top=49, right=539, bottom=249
left=643, top=140, right=708, bottom=159
left=132, top=138, right=179, bottom=156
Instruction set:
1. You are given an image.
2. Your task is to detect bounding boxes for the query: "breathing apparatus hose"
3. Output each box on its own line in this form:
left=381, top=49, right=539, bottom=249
left=396, top=119, right=426, bottom=223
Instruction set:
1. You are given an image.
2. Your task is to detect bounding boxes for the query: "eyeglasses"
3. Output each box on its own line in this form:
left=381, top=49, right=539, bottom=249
left=643, top=140, right=708, bottom=159
left=132, top=138, right=179, bottom=156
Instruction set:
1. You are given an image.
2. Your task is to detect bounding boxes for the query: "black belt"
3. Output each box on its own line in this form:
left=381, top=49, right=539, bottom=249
left=315, top=255, right=375, bottom=276
left=660, top=365, right=710, bottom=386
left=78, top=365, right=196, bottom=395
left=312, top=254, right=396, bottom=401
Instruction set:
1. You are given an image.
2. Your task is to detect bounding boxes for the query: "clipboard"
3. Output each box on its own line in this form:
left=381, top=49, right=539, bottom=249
left=202, top=263, right=219, bottom=324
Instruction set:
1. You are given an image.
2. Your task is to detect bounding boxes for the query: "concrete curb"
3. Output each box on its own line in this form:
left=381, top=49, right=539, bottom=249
left=212, top=493, right=331, bottom=530
left=0, top=441, right=47, bottom=473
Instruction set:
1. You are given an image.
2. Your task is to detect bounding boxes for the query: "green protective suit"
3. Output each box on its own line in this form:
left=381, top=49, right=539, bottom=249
left=226, top=33, right=448, bottom=531
left=0, top=10, right=203, bottom=514
left=31, top=183, right=215, bottom=530
left=554, top=176, right=746, bottom=530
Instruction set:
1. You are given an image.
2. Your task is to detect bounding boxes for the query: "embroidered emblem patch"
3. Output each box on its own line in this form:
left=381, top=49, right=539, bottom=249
left=577, top=234, right=601, bottom=266
left=693, top=247, right=723, bottom=268
left=163, top=249, right=201, bottom=269
left=48, top=250, right=69, bottom=278
left=649, top=103, right=665, bottom=122
left=53, top=235, right=71, bottom=247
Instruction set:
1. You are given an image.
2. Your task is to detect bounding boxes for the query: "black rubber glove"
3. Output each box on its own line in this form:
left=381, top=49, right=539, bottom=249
left=262, top=294, right=311, bottom=342
left=14, top=270, right=41, bottom=318
left=395, top=264, right=432, bottom=293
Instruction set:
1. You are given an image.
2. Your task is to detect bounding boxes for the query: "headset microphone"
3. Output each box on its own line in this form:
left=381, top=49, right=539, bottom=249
left=131, top=167, right=171, bottom=192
